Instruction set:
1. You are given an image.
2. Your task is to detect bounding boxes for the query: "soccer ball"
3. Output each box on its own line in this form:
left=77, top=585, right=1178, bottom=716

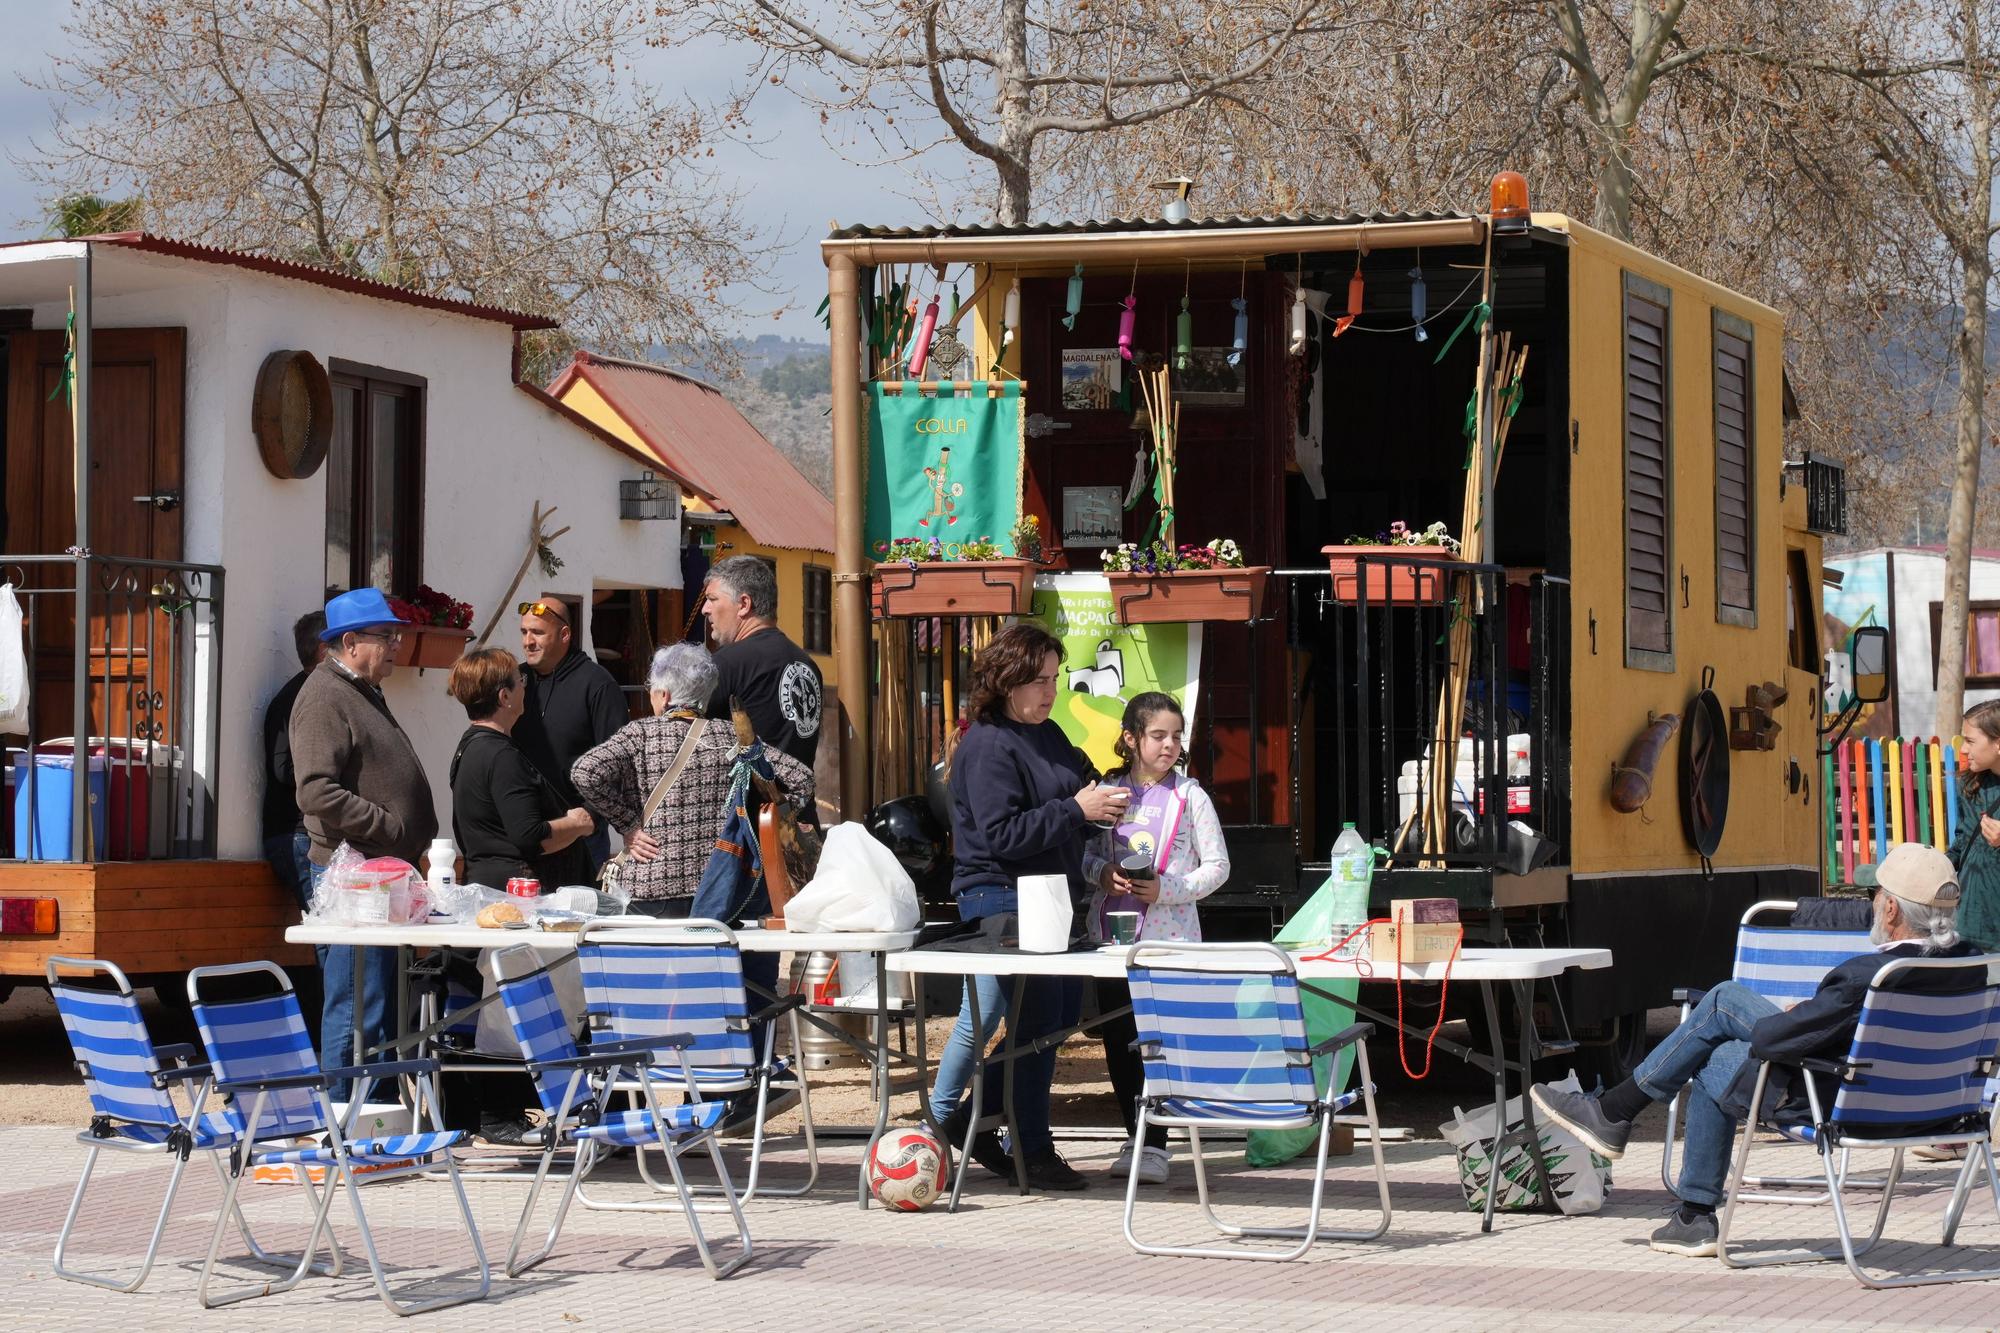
left=866, top=1127, right=946, bottom=1212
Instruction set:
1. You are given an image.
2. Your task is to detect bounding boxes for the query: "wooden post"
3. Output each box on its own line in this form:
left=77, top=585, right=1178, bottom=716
left=828, top=252, right=872, bottom=821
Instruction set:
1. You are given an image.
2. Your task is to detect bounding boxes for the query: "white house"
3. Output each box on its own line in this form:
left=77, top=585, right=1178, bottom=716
left=0, top=234, right=684, bottom=876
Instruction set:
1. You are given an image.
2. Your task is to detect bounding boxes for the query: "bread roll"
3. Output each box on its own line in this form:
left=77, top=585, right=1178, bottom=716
left=477, top=901, right=526, bottom=928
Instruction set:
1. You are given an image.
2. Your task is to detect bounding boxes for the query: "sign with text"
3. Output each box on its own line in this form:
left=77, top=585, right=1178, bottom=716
left=864, top=381, right=1023, bottom=558
left=1026, top=573, right=1201, bottom=771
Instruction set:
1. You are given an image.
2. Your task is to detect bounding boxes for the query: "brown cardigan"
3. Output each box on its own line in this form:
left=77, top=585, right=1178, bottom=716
left=289, top=659, right=438, bottom=866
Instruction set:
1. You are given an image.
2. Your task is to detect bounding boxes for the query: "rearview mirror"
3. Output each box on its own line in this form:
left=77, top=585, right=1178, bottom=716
left=1850, top=625, right=1890, bottom=704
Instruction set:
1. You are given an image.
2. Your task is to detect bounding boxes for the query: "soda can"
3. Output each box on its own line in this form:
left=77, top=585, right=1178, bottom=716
left=506, top=877, right=541, bottom=898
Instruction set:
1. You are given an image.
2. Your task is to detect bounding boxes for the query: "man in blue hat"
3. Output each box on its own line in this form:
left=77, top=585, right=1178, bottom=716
left=289, top=588, right=439, bottom=1102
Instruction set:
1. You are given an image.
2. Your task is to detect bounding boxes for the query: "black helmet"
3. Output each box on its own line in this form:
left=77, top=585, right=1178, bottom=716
left=866, top=795, right=948, bottom=884
left=924, top=759, right=952, bottom=829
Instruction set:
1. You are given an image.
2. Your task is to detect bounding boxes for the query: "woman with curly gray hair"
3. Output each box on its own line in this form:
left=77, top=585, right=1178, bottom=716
left=571, top=642, right=812, bottom=917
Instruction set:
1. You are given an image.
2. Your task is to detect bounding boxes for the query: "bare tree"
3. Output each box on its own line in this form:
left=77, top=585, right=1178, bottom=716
left=25, top=0, right=775, bottom=377
left=671, top=0, right=1346, bottom=224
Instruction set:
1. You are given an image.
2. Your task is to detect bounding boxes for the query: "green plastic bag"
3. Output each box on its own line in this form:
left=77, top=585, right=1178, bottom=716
left=1246, top=866, right=1370, bottom=1168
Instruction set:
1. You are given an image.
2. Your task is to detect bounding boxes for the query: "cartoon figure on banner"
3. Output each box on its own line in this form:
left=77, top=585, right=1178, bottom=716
left=1067, top=640, right=1125, bottom=697
left=920, top=446, right=962, bottom=528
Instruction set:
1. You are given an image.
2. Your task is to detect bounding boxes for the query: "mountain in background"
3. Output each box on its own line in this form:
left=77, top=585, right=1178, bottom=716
left=651, top=336, right=834, bottom=498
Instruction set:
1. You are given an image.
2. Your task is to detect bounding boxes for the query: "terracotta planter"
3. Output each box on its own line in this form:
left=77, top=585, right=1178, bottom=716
left=872, top=559, right=1037, bottom=617
left=394, top=625, right=474, bottom=669
left=1107, top=567, right=1270, bottom=624
left=1322, top=545, right=1454, bottom=606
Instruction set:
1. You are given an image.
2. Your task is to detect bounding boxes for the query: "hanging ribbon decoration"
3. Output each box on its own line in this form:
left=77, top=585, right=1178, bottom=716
left=907, top=288, right=940, bottom=378
left=1409, top=256, right=1429, bottom=344
left=1119, top=260, right=1139, bottom=361
left=1229, top=260, right=1249, bottom=365
left=1334, top=249, right=1365, bottom=338
left=1288, top=255, right=1308, bottom=357
left=1062, top=263, right=1085, bottom=330
left=1433, top=299, right=1491, bottom=365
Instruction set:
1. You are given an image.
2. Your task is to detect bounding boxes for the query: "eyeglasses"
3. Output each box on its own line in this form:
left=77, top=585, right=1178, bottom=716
left=353, top=628, right=404, bottom=645
left=519, top=600, right=571, bottom=626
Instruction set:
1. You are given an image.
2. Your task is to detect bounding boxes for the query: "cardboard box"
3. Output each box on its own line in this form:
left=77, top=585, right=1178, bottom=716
left=252, top=1102, right=419, bottom=1185
left=1389, top=897, right=1460, bottom=925
left=1369, top=919, right=1462, bottom=964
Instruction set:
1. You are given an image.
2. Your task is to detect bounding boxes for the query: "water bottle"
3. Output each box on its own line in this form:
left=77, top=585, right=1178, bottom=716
left=1328, top=823, right=1374, bottom=958
left=426, top=836, right=458, bottom=901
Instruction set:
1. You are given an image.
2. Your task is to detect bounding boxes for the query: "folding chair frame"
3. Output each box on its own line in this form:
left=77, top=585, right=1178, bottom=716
left=1717, top=960, right=2000, bottom=1290
left=187, top=961, right=491, bottom=1317
left=47, top=957, right=339, bottom=1294
left=1119, top=942, right=1394, bottom=1262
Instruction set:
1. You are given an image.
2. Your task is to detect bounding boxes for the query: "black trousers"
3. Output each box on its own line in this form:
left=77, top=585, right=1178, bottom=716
left=1095, top=976, right=1167, bottom=1150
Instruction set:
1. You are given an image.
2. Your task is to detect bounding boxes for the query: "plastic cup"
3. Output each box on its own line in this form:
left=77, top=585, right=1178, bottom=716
left=1108, top=911, right=1142, bottom=945
left=350, top=887, right=391, bottom=925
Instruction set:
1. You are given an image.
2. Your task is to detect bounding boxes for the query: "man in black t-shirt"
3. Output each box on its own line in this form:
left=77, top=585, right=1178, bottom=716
left=701, top=555, right=823, bottom=775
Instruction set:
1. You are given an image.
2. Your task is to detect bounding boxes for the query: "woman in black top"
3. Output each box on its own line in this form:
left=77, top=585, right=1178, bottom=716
left=446, top=649, right=596, bottom=889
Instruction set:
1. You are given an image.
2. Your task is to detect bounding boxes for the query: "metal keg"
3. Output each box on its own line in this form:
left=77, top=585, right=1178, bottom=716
left=789, top=951, right=864, bottom=1070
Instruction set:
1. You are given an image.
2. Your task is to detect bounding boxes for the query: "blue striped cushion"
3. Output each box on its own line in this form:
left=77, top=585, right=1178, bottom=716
left=53, top=983, right=197, bottom=1131
left=192, top=991, right=325, bottom=1139
left=89, top=1111, right=241, bottom=1150
left=1129, top=967, right=1319, bottom=1107
left=1831, top=982, right=2000, bottom=1127
left=578, top=942, right=755, bottom=1069
left=494, top=964, right=585, bottom=1116
left=1733, top=927, right=1873, bottom=1002
left=569, top=1102, right=727, bottom=1147
left=253, top=1130, right=464, bottom=1167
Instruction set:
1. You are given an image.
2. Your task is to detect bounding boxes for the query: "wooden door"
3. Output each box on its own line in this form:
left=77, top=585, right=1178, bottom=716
left=4, top=329, right=187, bottom=760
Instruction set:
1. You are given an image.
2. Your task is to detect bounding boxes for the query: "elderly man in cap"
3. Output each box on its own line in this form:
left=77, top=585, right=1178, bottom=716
left=290, top=588, right=439, bottom=1101
left=1533, top=842, right=1977, bottom=1259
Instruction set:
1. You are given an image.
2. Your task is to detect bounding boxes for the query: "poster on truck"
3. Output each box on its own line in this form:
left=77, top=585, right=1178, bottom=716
left=1027, top=573, right=1201, bottom=771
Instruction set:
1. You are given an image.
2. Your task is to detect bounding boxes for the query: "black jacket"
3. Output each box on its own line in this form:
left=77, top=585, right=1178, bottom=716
left=1721, top=938, right=1983, bottom=1124
left=449, top=725, right=593, bottom=890
left=515, top=646, right=630, bottom=808
left=261, top=669, right=310, bottom=841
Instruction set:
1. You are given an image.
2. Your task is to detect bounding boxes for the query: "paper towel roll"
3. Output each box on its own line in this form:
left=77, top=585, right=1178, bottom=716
left=1017, top=874, right=1073, bottom=953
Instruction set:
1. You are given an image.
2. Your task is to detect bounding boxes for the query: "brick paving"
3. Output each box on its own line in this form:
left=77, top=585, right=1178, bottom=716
left=5, top=1119, right=2000, bottom=1331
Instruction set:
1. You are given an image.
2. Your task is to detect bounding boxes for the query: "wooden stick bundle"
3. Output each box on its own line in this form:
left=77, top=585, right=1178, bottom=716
left=1133, top=363, right=1180, bottom=548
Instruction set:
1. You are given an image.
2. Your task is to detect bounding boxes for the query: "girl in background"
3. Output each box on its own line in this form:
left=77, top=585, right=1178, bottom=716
left=1083, top=691, right=1230, bottom=1184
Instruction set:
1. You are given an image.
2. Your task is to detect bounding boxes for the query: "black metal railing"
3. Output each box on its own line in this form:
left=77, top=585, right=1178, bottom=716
left=0, top=554, right=224, bottom=861
left=1801, top=453, right=1848, bottom=536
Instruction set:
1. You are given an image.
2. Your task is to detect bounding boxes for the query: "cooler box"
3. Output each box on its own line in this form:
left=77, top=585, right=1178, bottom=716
left=41, top=738, right=154, bottom=859
left=10, top=752, right=108, bottom=861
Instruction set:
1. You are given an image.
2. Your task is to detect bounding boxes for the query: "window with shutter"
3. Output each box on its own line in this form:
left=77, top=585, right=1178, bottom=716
left=1713, top=311, right=1755, bottom=626
left=1623, top=273, right=1673, bottom=670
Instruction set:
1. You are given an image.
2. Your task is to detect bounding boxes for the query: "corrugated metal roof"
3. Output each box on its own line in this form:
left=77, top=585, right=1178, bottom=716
left=828, top=209, right=1472, bottom=241
left=550, top=352, right=834, bottom=554
left=49, top=232, right=561, bottom=330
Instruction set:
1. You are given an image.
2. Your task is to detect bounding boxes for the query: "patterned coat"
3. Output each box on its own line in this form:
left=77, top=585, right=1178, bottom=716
left=571, top=711, right=813, bottom=902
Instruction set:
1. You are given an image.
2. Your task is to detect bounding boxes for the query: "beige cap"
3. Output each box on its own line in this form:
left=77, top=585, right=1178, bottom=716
left=1877, top=842, right=1962, bottom=907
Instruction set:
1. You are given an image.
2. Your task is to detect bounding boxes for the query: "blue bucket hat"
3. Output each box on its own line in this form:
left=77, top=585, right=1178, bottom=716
left=321, top=588, right=409, bottom=642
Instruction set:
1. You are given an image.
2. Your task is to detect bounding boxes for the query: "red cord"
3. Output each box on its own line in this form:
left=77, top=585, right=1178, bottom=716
left=1301, top=914, right=1463, bottom=1080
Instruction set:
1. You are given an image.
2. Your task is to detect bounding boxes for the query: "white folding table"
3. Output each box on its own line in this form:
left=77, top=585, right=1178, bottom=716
left=886, top=944, right=1611, bottom=1228
left=285, top=921, right=921, bottom=1205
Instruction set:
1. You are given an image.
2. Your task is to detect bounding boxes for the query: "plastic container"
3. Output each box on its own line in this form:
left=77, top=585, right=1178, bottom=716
left=426, top=836, right=458, bottom=912
left=9, top=752, right=108, bottom=861
left=1016, top=873, right=1073, bottom=952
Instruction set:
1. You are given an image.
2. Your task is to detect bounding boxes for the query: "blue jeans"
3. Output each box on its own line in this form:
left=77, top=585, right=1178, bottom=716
left=977, top=974, right=1082, bottom=1158
left=930, top=974, right=1006, bottom=1121
left=1635, top=980, right=1780, bottom=1208
left=265, top=828, right=313, bottom=911
left=307, top=860, right=396, bottom=1104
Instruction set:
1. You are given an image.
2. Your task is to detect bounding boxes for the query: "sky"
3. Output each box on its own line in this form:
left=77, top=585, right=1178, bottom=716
left=0, top=12, right=941, bottom=341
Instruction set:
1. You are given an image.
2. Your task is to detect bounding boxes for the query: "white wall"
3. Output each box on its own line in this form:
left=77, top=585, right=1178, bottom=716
left=1828, top=549, right=2000, bottom=737
left=34, top=252, right=681, bottom=858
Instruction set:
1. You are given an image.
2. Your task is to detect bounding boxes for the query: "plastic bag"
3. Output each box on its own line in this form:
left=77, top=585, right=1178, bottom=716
left=1274, top=863, right=1372, bottom=956
left=304, top=844, right=423, bottom=925
left=1244, top=975, right=1360, bottom=1168
left=784, top=822, right=920, bottom=932
left=0, top=584, right=27, bottom=736
left=1438, top=1070, right=1613, bottom=1215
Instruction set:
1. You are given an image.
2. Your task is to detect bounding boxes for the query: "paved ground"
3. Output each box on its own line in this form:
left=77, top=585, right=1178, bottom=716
left=8, top=1110, right=2000, bottom=1331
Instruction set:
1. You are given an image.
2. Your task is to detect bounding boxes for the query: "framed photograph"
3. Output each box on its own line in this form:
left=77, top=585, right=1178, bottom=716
left=1173, top=346, right=1246, bottom=407
left=1061, top=485, right=1126, bottom=549
left=1060, top=348, right=1122, bottom=411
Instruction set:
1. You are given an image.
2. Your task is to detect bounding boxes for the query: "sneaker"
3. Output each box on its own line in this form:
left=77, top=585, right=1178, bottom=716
left=1649, top=1206, right=1720, bottom=1257
left=1109, top=1143, right=1137, bottom=1178
left=476, top=1114, right=547, bottom=1148
left=967, top=1131, right=1014, bottom=1180
left=1530, top=1083, right=1631, bottom=1160
left=1132, top=1145, right=1170, bottom=1184
left=1023, top=1148, right=1088, bottom=1191
left=1915, top=1143, right=1968, bottom=1162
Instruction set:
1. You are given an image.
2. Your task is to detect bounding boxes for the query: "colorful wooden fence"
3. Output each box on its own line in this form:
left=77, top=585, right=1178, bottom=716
left=1823, top=736, right=1967, bottom=887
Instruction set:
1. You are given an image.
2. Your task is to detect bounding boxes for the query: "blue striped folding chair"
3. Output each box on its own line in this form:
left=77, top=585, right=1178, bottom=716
left=490, top=944, right=752, bottom=1280
left=1718, top=954, right=2000, bottom=1288
left=46, top=957, right=328, bottom=1293
left=1122, top=941, right=1391, bottom=1262
left=576, top=919, right=815, bottom=1205
left=187, top=961, right=490, bottom=1315
left=1662, top=900, right=1875, bottom=1200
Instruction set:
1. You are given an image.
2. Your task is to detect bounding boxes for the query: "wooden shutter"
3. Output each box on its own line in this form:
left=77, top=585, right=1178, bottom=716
left=1622, top=274, right=1673, bottom=668
left=1714, top=311, right=1755, bottom=624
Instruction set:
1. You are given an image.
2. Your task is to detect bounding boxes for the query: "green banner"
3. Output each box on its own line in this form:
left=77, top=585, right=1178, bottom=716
left=865, top=381, right=1024, bottom=557
left=1026, top=574, right=1202, bottom=771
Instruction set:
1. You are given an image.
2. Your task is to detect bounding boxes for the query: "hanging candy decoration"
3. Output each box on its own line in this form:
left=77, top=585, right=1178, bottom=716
left=1334, top=260, right=1364, bottom=338
left=1288, top=285, right=1308, bottom=357
left=1175, top=295, right=1193, bottom=371
left=908, top=290, right=941, bottom=378
left=1062, top=264, right=1085, bottom=330
left=1118, top=294, right=1138, bottom=361
left=1409, top=265, right=1429, bottom=344
left=948, top=284, right=961, bottom=322
left=1002, top=276, right=1021, bottom=347
left=1229, top=296, right=1249, bottom=366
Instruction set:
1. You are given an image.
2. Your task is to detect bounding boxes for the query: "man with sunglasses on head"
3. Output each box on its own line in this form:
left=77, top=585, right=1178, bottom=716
left=290, top=588, right=439, bottom=1102
left=513, top=595, right=628, bottom=872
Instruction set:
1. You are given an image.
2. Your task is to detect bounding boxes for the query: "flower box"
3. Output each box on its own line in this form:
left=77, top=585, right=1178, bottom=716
left=394, top=625, right=474, bottom=669
left=1322, top=545, right=1454, bottom=606
left=1108, top=567, right=1271, bottom=624
left=872, top=559, right=1037, bottom=617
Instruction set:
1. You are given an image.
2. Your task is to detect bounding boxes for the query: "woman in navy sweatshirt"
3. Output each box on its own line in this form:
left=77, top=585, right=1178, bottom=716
left=932, top=623, right=1130, bottom=1190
